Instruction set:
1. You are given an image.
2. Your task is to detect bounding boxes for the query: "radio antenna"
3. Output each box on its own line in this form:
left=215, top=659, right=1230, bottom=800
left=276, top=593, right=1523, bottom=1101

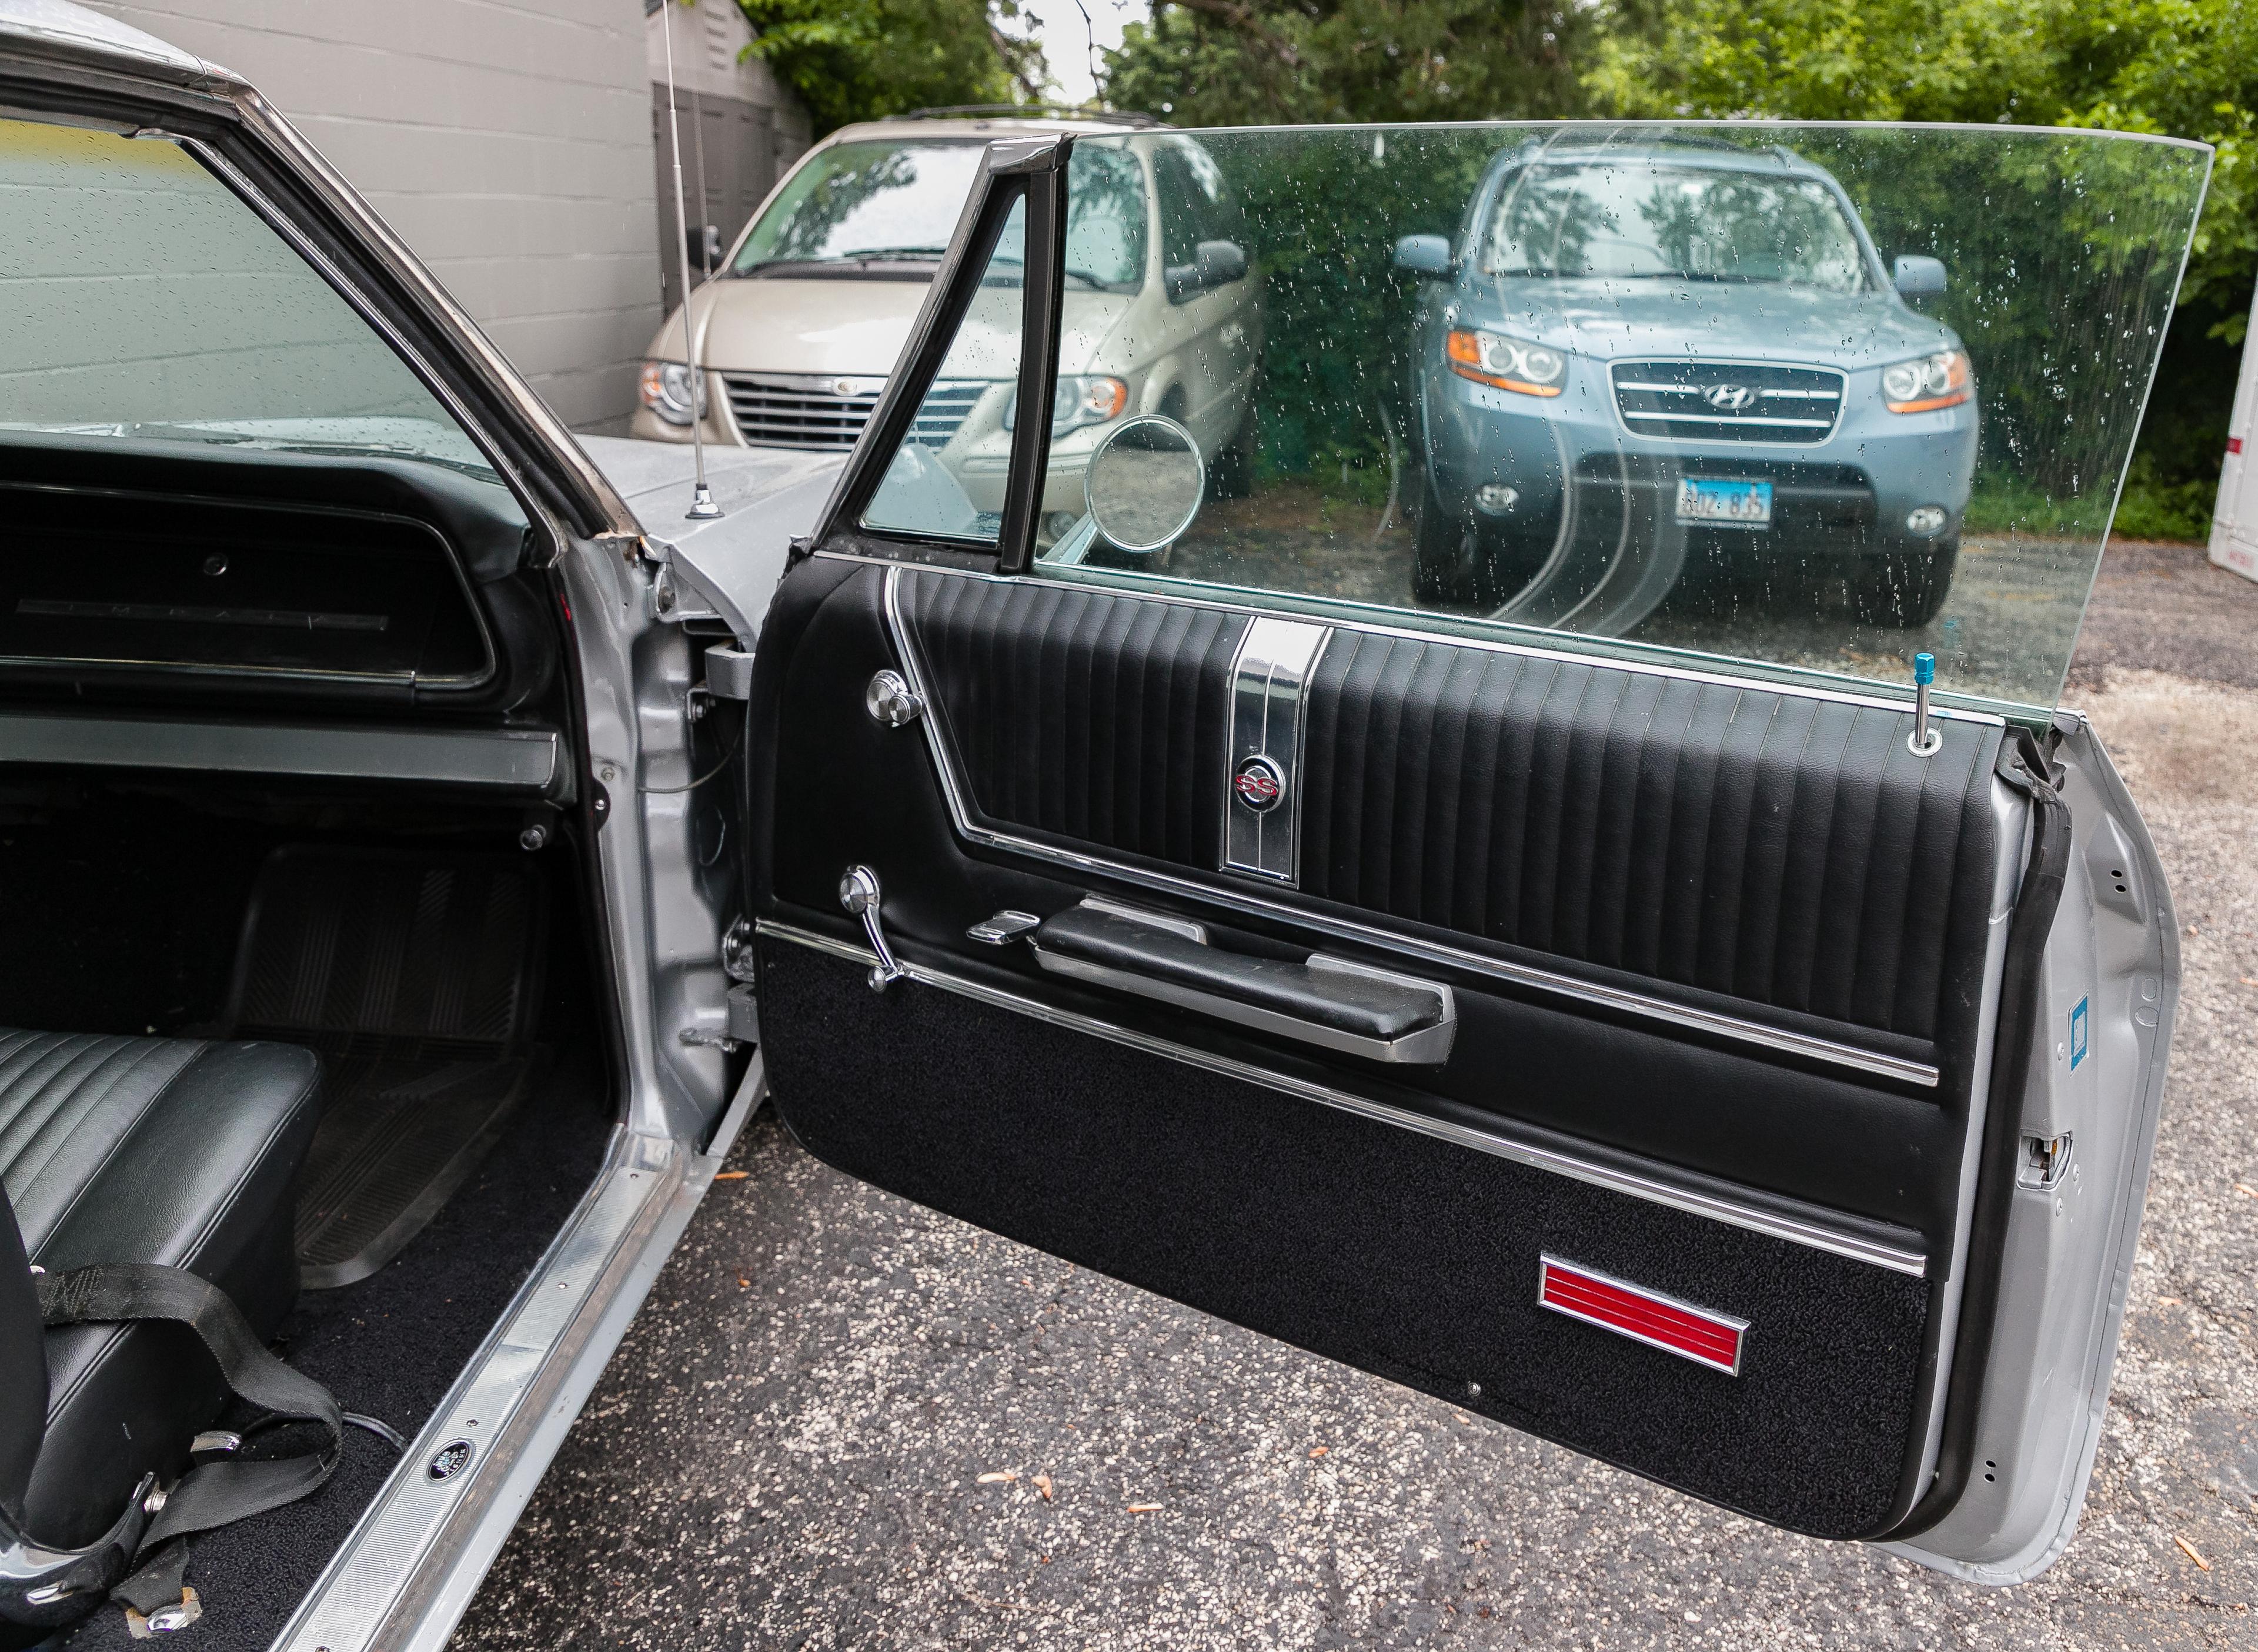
left=660, top=0, right=722, bottom=520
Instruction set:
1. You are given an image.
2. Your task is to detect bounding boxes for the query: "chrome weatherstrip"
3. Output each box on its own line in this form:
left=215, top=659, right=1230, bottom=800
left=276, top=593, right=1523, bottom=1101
left=879, top=566, right=1942, bottom=1089
left=839, top=550, right=2006, bottom=728
left=759, top=918, right=1930, bottom=1277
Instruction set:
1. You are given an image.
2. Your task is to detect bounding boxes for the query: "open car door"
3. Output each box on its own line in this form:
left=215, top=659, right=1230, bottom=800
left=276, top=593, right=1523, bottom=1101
left=738, top=124, right=2207, bottom=1581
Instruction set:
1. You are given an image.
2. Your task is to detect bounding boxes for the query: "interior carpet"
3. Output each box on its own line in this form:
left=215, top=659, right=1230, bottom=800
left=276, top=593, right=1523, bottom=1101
left=226, top=847, right=548, bottom=1288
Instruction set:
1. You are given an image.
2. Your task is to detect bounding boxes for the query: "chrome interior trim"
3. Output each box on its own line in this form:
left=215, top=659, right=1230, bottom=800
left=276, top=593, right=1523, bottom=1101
left=759, top=918, right=1931, bottom=1276
left=844, top=550, right=2005, bottom=728
left=879, top=565, right=1940, bottom=1089
left=1027, top=914, right=1458, bottom=1065
left=1079, top=894, right=1208, bottom=944
left=0, top=713, right=560, bottom=790
left=1222, top=616, right=1329, bottom=883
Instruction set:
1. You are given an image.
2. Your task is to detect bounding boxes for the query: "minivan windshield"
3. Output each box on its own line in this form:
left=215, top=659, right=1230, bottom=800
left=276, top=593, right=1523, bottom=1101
left=1483, top=162, right=1869, bottom=291
left=734, top=138, right=1150, bottom=289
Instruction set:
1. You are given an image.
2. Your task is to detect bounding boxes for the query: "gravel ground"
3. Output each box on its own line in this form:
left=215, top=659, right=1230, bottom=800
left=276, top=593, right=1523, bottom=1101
left=452, top=540, right=2257, bottom=1651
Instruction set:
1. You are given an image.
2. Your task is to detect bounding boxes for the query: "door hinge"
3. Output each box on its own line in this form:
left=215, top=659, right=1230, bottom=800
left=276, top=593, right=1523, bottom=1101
left=721, top=918, right=757, bottom=982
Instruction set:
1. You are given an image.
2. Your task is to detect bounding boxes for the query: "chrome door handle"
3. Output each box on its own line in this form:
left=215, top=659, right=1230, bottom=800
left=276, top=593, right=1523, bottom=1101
left=838, top=866, right=907, bottom=992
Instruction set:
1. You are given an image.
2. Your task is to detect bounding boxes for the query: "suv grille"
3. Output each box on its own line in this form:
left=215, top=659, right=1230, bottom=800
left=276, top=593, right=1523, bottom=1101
left=1611, top=361, right=1846, bottom=446
left=719, top=374, right=990, bottom=452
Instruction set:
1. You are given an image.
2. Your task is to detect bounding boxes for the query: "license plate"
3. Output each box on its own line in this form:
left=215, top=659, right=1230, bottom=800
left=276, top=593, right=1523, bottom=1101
left=1675, top=478, right=1772, bottom=527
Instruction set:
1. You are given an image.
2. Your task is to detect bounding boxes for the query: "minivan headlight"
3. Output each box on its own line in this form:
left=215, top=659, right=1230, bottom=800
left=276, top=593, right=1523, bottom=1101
left=1447, top=329, right=1566, bottom=396
left=1006, top=375, right=1130, bottom=436
left=639, top=360, right=699, bottom=426
left=1882, top=350, right=1970, bottom=413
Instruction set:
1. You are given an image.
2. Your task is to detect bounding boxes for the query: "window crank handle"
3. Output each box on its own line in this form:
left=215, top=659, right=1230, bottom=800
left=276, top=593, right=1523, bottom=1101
left=838, top=865, right=907, bottom=992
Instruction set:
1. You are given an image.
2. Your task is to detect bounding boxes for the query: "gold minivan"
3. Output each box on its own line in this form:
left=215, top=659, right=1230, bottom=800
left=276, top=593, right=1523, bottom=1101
left=633, top=114, right=1264, bottom=539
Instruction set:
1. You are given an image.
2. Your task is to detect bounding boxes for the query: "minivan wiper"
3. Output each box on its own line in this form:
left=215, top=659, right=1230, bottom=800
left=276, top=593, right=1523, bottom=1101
left=736, top=248, right=949, bottom=276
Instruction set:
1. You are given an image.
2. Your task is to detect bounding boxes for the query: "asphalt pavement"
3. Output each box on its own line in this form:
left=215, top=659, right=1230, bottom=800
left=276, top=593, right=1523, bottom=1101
left=452, top=537, right=2257, bottom=1651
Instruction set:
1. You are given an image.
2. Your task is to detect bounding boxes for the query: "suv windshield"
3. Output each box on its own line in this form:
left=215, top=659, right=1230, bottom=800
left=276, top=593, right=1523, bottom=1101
left=734, top=138, right=1150, bottom=290
left=1484, top=162, right=1868, bottom=291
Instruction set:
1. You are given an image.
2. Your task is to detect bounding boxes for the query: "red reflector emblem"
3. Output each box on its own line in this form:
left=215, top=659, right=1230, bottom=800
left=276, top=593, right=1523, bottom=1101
left=1538, top=1255, right=1748, bottom=1376
left=2230, top=436, right=2245, bottom=455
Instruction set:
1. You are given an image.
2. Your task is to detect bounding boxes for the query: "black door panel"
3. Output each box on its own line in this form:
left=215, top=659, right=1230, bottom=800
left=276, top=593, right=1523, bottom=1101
left=750, top=557, right=2011, bottom=1540
left=1299, top=627, right=2001, bottom=1044
left=898, top=570, right=1247, bottom=867
left=757, top=937, right=1933, bottom=1539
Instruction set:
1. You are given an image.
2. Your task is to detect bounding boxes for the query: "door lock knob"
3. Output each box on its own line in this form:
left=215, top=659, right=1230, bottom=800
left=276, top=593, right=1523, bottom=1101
left=838, top=866, right=907, bottom=991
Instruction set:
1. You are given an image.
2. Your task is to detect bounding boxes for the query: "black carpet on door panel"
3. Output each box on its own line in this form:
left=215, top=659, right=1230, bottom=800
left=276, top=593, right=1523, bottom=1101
left=759, top=939, right=1932, bottom=1541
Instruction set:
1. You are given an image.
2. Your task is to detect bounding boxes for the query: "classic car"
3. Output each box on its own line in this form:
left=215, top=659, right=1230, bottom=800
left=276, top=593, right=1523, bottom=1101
left=0, top=4, right=2208, bottom=1648
left=1392, top=134, right=1978, bottom=624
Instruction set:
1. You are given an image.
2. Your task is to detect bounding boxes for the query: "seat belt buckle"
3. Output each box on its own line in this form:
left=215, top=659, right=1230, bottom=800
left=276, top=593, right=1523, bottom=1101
left=124, top=1586, right=201, bottom=1637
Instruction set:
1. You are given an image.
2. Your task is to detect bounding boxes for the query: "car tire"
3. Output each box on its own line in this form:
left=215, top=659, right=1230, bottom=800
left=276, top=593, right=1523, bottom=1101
left=1848, top=539, right=1958, bottom=628
left=1210, top=407, right=1257, bottom=501
left=1412, top=473, right=1480, bottom=604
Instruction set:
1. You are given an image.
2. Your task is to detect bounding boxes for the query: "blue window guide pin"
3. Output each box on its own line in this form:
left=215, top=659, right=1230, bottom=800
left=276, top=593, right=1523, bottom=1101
left=2069, top=996, right=2089, bottom=1071
left=1909, top=653, right=1940, bottom=755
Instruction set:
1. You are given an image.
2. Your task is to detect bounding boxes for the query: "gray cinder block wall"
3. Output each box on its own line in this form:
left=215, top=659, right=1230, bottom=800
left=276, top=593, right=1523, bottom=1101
left=83, top=0, right=808, bottom=436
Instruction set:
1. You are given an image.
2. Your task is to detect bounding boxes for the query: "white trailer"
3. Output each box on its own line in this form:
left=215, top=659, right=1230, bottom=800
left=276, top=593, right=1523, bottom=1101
left=2209, top=283, right=2258, bottom=583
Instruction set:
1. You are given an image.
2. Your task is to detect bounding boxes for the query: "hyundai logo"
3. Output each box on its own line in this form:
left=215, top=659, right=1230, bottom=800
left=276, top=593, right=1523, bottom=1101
left=1702, top=383, right=1758, bottom=412
left=1233, top=755, right=1287, bottom=814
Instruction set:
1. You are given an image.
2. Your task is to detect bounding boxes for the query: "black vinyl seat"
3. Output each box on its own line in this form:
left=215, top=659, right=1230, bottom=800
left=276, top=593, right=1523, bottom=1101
left=0, top=1031, right=322, bottom=1549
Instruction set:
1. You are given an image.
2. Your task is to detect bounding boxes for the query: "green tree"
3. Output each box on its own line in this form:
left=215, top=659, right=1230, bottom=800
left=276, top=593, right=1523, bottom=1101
left=1584, top=0, right=2252, bottom=532
left=1584, top=0, right=2253, bottom=341
left=1103, top=1, right=1589, bottom=128
left=733, top=0, right=1047, bottom=135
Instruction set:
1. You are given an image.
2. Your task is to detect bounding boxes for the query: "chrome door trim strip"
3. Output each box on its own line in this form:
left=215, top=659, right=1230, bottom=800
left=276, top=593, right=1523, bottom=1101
left=841, top=549, right=2006, bottom=728
left=759, top=918, right=1930, bottom=1278
left=1222, top=616, right=1329, bottom=884
left=879, top=565, right=1942, bottom=1089
left=0, top=712, right=560, bottom=790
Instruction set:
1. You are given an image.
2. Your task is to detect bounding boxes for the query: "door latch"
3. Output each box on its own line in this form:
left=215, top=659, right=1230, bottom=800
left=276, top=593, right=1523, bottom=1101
left=839, top=866, right=907, bottom=992
left=2017, top=1131, right=2073, bottom=1189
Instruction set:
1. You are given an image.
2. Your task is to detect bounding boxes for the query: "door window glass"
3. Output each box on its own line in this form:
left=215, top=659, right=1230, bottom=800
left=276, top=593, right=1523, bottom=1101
left=860, top=197, right=1028, bottom=544
left=0, top=118, right=493, bottom=479
left=1031, top=124, right=2209, bottom=717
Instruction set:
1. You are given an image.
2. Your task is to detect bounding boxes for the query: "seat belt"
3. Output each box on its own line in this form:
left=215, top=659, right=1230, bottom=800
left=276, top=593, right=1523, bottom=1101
left=35, top=1263, right=345, bottom=1621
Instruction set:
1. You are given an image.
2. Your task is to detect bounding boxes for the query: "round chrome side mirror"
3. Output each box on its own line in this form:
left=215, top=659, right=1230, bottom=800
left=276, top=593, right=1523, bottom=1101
left=1084, top=413, right=1205, bottom=555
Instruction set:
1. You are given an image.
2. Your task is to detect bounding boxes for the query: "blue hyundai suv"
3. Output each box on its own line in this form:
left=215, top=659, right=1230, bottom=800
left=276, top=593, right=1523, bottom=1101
left=1395, top=136, right=1978, bottom=627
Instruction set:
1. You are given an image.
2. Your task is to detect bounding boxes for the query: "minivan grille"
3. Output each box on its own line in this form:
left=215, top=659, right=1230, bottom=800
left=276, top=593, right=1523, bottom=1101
left=1611, top=361, right=1846, bottom=446
left=719, top=374, right=990, bottom=451
left=722, top=374, right=881, bottom=450
left=906, top=382, right=987, bottom=447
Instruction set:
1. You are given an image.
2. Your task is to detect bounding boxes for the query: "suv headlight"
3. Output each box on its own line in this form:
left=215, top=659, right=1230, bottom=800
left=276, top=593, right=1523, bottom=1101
left=1881, top=350, right=1970, bottom=413
left=639, top=360, right=699, bottom=426
left=1006, top=375, right=1130, bottom=436
left=1447, top=329, right=1565, bottom=397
